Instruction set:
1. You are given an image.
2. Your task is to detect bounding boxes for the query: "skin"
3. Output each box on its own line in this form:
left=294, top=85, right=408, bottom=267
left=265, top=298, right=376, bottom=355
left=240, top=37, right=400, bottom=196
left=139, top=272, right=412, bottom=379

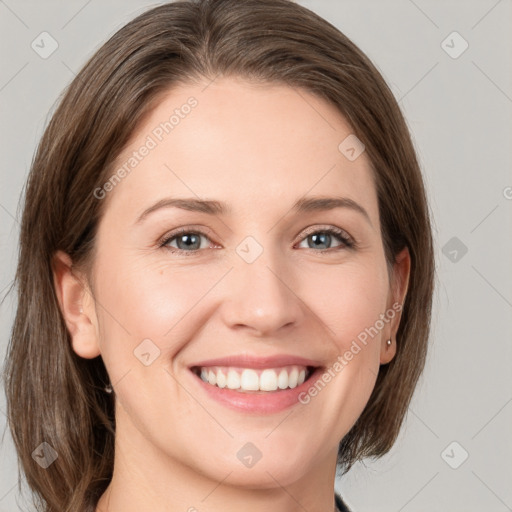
left=53, top=76, right=410, bottom=512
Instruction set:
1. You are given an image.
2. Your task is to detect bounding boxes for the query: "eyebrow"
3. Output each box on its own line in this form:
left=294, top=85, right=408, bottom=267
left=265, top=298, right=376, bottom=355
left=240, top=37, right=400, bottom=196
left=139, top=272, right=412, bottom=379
left=135, top=195, right=372, bottom=226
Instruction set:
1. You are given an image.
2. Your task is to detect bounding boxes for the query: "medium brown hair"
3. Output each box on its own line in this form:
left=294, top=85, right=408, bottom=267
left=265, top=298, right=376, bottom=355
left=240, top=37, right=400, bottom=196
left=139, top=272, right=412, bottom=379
left=3, top=0, right=435, bottom=510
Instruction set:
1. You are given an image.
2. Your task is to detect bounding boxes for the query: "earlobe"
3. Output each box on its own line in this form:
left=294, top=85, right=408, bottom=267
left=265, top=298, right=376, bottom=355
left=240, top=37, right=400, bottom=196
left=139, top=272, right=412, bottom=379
left=380, top=338, right=397, bottom=364
left=52, top=250, right=101, bottom=359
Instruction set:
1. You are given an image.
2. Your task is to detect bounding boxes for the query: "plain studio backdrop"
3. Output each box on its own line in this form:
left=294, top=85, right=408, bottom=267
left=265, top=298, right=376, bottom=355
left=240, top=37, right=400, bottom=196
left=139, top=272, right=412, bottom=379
left=0, top=1, right=511, bottom=511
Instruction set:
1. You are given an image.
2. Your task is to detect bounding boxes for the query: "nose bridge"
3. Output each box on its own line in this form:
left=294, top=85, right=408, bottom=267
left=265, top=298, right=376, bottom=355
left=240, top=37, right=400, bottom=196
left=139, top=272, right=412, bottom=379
left=220, top=237, right=304, bottom=336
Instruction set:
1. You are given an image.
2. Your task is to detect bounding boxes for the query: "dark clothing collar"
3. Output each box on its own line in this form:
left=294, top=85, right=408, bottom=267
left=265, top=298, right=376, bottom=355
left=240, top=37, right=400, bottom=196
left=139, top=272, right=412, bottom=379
left=335, top=492, right=352, bottom=512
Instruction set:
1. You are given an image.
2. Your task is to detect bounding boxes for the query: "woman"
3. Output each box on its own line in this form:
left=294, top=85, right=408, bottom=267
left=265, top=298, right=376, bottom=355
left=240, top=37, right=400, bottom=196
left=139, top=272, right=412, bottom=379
left=3, top=0, right=435, bottom=511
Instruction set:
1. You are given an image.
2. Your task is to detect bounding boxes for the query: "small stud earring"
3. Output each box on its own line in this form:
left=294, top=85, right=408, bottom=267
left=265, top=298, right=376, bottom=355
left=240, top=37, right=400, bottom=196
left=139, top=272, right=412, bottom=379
left=104, top=384, right=113, bottom=394
left=386, top=339, right=392, bottom=346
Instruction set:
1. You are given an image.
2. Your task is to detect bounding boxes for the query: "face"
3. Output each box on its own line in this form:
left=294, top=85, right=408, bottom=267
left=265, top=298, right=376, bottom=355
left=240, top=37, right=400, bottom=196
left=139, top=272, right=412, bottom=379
left=60, top=76, right=409, bottom=488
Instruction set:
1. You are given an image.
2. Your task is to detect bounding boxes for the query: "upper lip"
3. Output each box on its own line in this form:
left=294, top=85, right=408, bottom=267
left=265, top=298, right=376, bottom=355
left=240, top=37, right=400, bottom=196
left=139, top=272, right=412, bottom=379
left=189, top=354, right=323, bottom=369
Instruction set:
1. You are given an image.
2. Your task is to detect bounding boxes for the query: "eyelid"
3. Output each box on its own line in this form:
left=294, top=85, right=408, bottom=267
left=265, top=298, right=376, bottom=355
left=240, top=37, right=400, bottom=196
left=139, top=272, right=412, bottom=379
left=157, top=225, right=216, bottom=248
left=296, top=224, right=355, bottom=247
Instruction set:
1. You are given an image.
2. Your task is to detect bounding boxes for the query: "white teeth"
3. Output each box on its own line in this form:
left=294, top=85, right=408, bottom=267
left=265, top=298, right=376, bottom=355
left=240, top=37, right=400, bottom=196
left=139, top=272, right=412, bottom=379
left=226, top=369, right=240, bottom=389
left=260, top=369, right=278, bottom=391
left=288, top=367, right=299, bottom=388
left=240, top=369, right=259, bottom=391
left=216, top=369, right=227, bottom=388
left=277, top=369, right=288, bottom=389
left=196, top=365, right=312, bottom=392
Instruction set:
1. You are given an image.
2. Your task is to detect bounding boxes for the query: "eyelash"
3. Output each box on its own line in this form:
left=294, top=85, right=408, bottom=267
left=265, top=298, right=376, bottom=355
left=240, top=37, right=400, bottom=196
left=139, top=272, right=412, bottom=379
left=157, top=225, right=356, bottom=256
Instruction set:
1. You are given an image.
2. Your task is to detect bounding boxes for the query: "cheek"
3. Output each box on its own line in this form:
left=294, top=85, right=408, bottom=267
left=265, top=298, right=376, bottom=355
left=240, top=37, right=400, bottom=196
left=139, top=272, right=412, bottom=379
left=91, top=258, right=217, bottom=425
left=301, top=258, right=389, bottom=350
left=289, top=292, right=385, bottom=446
left=295, top=259, right=388, bottom=425
left=92, top=252, right=223, bottom=368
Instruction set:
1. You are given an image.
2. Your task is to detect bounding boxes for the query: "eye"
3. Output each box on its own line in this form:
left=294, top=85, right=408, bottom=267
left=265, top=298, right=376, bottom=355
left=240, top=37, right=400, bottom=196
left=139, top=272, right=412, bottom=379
left=159, top=228, right=214, bottom=254
left=158, top=225, right=355, bottom=255
left=296, top=226, right=354, bottom=251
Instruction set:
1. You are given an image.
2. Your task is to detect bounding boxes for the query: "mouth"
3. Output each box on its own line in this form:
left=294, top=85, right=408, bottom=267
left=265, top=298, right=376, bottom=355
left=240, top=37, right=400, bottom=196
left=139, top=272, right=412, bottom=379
left=187, top=354, right=325, bottom=414
left=190, top=364, right=318, bottom=394
left=187, top=354, right=325, bottom=413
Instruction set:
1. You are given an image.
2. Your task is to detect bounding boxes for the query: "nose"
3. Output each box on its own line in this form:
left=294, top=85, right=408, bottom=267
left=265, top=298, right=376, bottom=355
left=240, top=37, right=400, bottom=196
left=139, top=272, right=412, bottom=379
left=220, top=247, right=305, bottom=337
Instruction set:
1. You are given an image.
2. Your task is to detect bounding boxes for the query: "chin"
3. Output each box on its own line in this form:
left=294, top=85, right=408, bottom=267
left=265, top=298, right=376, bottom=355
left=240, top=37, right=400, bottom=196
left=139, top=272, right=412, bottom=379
left=186, top=444, right=317, bottom=490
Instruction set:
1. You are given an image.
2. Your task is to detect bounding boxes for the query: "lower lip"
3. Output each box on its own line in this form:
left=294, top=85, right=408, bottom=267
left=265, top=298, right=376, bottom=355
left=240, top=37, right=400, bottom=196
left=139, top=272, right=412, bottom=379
left=189, top=367, right=324, bottom=414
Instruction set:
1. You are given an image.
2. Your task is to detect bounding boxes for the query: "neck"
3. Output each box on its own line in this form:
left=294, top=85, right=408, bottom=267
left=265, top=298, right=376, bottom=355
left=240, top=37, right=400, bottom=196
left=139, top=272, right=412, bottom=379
left=96, top=406, right=339, bottom=512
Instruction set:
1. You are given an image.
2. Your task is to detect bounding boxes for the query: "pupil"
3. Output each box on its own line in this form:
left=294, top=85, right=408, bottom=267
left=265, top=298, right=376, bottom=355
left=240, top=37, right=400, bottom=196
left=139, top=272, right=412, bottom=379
left=309, top=233, right=330, bottom=249
left=178, top=234, right=200, bottom=250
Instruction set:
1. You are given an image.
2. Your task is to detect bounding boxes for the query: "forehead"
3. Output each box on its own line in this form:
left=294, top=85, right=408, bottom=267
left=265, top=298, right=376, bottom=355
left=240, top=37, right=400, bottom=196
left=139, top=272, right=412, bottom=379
left=104, top=77, right=379, bottom=224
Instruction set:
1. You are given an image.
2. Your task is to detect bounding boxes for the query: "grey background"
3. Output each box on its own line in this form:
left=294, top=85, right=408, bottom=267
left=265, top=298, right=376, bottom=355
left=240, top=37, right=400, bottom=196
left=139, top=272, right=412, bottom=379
left=1, top=1, right=511, bottom=511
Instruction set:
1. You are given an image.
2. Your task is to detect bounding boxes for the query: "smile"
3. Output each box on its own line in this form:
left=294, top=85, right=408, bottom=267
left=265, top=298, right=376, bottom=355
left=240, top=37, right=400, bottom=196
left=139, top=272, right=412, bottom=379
left=192, top=365, right=313, bottom=393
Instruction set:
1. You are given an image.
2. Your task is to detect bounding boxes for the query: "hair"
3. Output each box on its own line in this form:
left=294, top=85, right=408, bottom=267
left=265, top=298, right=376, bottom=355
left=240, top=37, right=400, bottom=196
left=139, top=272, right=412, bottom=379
left=3, top=0, right=435, bottom=510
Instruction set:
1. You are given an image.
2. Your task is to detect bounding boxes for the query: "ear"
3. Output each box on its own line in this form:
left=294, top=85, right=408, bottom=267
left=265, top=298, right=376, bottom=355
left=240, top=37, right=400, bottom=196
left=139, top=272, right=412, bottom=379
left=380, top=246, right=410, bottom=365
left=52, top=250, right=101, bottom=359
